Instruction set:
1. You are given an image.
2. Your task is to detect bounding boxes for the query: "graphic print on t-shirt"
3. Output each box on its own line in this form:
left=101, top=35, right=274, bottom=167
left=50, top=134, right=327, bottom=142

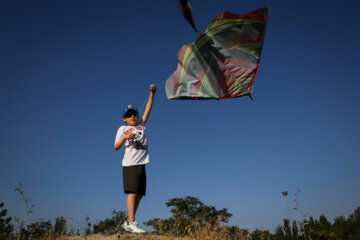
left=125, top=127, right=148, bottom=150
left=115, top=120, right=149, bottom=166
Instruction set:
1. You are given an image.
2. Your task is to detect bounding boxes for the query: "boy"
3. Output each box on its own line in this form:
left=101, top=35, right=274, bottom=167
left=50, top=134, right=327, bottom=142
left=114, top=84, right=156, bottom=233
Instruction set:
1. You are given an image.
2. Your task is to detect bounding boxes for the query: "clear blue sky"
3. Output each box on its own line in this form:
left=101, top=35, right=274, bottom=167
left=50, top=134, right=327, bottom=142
left=1, top=0, right=359, bottom=233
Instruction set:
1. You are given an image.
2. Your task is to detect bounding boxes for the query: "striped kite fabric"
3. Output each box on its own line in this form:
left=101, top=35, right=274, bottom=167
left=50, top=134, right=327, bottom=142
left=165, top=7, right=269, bottom=100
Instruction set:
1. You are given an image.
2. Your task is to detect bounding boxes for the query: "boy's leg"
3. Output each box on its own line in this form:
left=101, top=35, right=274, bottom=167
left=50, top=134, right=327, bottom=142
left=127, top=193, right=136, bottom=222
left=134, top=194, right=142, bottom=214
left=127, top=193, right=143, bottom=222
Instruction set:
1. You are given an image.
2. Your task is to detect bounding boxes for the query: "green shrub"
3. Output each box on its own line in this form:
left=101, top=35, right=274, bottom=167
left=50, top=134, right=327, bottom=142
left=144, top=196, right=232, bottom=236
left=93, top=210, right=127, bottom=234
left=0, top=202, right=14, bottom=239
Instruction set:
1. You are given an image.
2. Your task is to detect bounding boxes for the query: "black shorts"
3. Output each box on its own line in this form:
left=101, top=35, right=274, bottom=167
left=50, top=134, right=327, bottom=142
left=123, top=164, right=146, bottom=196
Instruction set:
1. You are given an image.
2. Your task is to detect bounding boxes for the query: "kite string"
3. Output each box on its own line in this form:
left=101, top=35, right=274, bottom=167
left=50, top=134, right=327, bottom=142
left=139, top=83, right=158, bottom=116
left=138, top=95, right=149, bottom=116
left=138, top=83, right=158, bottom=117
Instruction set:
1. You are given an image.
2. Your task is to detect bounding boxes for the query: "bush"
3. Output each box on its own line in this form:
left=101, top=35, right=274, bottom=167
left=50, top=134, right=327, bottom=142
left=0, top=202, right=14, bottom=239
left=54, top=216, right=67, bottom=236
left=144, top=196, right=233, bottom=236
left=272, top=207, right=360, bottom=240
left=25, top=220, right=53, bottom=239
left=93, top=210, right=127, bottom=234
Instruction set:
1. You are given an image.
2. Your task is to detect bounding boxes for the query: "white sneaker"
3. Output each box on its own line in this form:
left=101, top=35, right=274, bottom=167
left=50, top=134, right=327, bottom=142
left=121, top=220, right=146, bottom=234
left=121, top=221, right=131, bottom=232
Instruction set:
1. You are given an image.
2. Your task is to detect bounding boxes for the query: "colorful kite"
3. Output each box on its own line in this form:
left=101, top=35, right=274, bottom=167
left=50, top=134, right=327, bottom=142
left=165, top=1, right=269, bottom=100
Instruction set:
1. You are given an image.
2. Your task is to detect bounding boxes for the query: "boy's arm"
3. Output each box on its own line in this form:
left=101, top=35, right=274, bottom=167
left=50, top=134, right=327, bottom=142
left=114, top=132, right=135, bottom=150
left=142, top=84, right=156, bottom=124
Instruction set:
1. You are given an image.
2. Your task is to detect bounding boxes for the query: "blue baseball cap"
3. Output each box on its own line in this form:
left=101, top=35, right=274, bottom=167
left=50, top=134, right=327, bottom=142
left=123, top=104, right=139, bottom=117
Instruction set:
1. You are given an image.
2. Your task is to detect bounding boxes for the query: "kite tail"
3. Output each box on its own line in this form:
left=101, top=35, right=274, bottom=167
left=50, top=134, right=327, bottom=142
left=178, top=0, right=202, bottom=35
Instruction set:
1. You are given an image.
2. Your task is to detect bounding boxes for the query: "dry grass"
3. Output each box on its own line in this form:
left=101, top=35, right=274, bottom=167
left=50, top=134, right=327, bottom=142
left=59, top=220, right=252, bottom=240
left=28, top=217, right=251, bottom=240
left=188, top=221, right=251, bottom=240
left=61, top=233, right=190, bottom=240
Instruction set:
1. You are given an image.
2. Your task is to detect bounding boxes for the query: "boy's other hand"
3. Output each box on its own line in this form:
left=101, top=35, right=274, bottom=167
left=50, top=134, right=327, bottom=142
left=150, top=84, right=157, bottom=93
left=125, top=132, right=136, bottom=140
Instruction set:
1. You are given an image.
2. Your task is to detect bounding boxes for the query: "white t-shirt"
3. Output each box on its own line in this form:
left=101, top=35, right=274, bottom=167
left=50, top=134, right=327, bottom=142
left=114, top=120, right=149, bottom=166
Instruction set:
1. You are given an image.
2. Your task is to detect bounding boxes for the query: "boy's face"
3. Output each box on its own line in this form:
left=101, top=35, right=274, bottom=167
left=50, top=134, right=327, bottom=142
left=123, top=110, right=139, bottom=126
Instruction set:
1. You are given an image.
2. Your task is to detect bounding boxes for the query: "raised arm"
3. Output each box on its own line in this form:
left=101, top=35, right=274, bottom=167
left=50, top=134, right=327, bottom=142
left=142, top=84, right=156, bottom=124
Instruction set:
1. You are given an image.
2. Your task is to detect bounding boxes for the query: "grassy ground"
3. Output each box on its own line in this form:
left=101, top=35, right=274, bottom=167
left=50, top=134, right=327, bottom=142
left=62, top=233, right=190, bottom=240
left=60, top=219, right=252, bottom=240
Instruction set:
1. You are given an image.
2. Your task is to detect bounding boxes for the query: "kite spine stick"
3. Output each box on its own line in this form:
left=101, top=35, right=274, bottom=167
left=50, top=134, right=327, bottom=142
left=196, top=29, right=202, bottom=38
